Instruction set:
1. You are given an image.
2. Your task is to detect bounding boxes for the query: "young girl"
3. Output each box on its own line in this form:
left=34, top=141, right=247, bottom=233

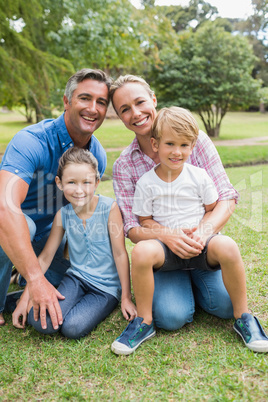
left=14, top=147, right=136, bottom=338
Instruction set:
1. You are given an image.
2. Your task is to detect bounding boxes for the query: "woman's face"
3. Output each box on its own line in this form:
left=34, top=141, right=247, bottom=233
left=112, top=83, right=157, bottom=136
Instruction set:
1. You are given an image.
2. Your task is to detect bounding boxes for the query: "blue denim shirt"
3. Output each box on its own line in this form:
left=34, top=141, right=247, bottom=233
left=0, top=113, right=107, bottom=240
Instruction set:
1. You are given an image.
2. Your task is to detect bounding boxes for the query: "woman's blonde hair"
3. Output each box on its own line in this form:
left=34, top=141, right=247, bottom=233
left=152, top=107, right=199, bottom=145
left=110, top=75, right=154, bottom=110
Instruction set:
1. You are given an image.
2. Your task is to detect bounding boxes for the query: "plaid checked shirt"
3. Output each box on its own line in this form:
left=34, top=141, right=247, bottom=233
left=113, top=130, right=239, bottom=237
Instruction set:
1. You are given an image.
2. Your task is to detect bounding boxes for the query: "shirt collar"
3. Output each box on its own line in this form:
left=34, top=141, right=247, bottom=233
left=129, top=137, right=142, bottom=154
left=54, top=113, right=74, bottom=148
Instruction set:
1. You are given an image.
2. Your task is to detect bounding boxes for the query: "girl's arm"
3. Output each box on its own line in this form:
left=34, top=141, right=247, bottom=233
left=108, top=202, right=137, bottom=321
left=38, top=210, right=65, bottom=273
left=12, top=210, right=65, bottom=329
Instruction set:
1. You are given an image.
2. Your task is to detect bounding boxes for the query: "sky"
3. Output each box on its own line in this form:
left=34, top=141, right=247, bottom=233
left=130, top=0, right=254, bottom=19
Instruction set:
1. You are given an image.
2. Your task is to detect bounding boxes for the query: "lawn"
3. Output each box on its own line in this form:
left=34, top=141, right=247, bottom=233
left=1, top=164, right=268, bottom=401
left=0, top=110, right=268, bottom=401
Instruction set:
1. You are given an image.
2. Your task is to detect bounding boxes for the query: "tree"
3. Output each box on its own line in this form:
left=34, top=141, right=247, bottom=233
left=233, top=0, right=268, bottom=87
left=259, top=87, right=268, bottom=112
left=54, top=0, right=144, bottom=76
left=150, top=22, right=261, bottom=137
left=161, top=0, right=218, bottom=32
left=0, top=0, right=73, bottom=122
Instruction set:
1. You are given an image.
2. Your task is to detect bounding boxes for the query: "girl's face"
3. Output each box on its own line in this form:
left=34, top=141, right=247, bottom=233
left=112, top=83, right=157, bottom=137
left=56, top=163, right=99, bottom=209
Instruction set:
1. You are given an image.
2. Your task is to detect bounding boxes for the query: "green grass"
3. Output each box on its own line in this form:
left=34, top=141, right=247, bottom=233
left=194, top=111, right=268, bottom=141
left=1, top=165, right=268, bottom=401
left=217, top=145, right=268, bottom=167
left=1, top=110, right=268, bottom=400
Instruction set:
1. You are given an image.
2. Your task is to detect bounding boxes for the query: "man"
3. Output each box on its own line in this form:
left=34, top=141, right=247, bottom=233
left=0, top=68, right=112, bottom=330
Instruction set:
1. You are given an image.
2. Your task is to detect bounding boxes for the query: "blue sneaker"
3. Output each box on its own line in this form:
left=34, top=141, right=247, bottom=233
left=111, top=317, right=156, bottom=355
left=234, top=313, right=268, bottom=353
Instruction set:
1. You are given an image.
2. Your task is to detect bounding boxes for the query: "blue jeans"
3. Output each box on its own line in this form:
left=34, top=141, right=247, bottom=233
left=153, top=268, right=233, bottom=331
left=0, top=215, right=70, bottom=314
left=27, top=272, right=119, bottom=339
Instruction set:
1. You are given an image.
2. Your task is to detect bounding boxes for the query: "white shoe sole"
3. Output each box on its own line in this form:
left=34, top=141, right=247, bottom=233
left=234, top=327, right=268, bottom=352
left=111, top=330, right=156, bottom=355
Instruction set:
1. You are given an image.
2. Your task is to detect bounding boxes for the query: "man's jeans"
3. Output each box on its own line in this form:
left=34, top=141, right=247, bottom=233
left=153, top=268, right=234, bottom=330
left=0, top=215, right=70, bottom=314
left=28, top=272, right=119, bottom=339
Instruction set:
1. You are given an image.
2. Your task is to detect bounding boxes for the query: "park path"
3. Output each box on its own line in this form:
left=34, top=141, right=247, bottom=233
left=105, top=136, right=268, bottom=152
left=1, top=136, right=268, bottom=159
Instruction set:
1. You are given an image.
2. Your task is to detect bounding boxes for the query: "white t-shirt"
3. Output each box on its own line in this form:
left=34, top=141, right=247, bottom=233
left=132, top=163, right=218, bottom=230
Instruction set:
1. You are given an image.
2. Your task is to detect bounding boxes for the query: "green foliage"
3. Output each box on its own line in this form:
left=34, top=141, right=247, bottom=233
left=150, top=22, right=261, bottom=137
left=0, top=0, right=73, bottom=122
left=54, top=0, right=144, bottom=75
left=0, top=0, right=267, bottom=126
left=162, top=0, right=218, bottom=32
left=233, top=0, right=268, bottom=86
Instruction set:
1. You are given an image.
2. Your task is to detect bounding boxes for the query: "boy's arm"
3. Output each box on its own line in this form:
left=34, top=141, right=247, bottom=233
left=12, top=211, right=65, bottom=329
left=108, top=202, right=137, bottom=321
left=195, top=199, right=236, bottom=242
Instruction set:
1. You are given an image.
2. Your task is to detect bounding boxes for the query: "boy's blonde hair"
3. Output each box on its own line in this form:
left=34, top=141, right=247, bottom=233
left=152, top=107, right=199, bottom=145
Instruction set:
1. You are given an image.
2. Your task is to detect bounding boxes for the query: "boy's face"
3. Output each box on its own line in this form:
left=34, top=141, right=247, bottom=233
left=151, top=128, right=194, bottom=177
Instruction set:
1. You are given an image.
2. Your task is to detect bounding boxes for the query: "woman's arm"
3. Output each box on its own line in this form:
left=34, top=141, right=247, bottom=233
left=108, top=202, right=137, bottom=321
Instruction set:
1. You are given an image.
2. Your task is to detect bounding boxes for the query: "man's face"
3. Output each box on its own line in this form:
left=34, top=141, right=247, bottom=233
left=64, top=79, right=109, bottom=142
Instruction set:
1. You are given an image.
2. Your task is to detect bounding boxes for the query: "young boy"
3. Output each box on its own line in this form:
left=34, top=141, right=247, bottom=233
left=111, top=106, right=268, bottom=355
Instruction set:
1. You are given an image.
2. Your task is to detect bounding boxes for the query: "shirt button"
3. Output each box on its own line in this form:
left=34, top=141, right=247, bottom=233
left=62, top=142, right=65, bottom=146
left=15, top=169, right=19, bottom=173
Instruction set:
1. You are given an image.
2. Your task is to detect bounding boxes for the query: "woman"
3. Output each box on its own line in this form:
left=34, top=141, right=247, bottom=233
left=110, top=75, right=239, bottom=331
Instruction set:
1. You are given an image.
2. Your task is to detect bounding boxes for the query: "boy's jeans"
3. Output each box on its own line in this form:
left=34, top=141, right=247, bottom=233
left=153, top=268, right=234, bottom=330
left=0, top=215, right=70, bottom=314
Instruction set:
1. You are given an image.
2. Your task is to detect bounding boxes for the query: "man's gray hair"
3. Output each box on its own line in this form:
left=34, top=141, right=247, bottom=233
left=64, top=68, right=112, bottom=103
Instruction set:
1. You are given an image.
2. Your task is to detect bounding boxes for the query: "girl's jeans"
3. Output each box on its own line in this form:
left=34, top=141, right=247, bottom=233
left=28, top=272, right=119, bottom=339
left=0, top=215, right=70, bottom=314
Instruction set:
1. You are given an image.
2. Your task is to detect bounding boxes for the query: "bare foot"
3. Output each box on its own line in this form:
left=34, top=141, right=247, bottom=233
left=0, top=312, right=5, bottom=326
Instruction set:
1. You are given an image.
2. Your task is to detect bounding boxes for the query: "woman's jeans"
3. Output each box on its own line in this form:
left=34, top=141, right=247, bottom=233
left=153, top=268, right=233, bottom=330
left=28, top=272, right=119, bottom=339
left=0, top=215, right=70, bottom=314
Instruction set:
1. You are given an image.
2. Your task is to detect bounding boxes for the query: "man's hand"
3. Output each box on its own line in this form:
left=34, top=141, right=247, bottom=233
left=27, top=275, right=65, bottom=330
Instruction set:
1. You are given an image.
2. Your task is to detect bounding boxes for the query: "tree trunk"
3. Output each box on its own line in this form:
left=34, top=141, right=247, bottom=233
left=206, top=124, right=220, bottom=138
left=259, top=101, right=266, bottom=113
